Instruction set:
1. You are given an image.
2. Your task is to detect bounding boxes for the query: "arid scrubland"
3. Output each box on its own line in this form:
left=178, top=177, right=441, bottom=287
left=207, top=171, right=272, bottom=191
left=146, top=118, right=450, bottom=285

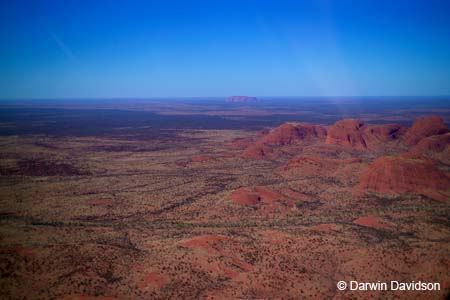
left=1, top=115, right=449, bottom=300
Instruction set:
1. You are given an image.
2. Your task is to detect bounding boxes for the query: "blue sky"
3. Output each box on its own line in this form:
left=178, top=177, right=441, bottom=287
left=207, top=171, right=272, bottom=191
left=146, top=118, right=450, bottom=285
left=1, top=0, right=450, bottom=98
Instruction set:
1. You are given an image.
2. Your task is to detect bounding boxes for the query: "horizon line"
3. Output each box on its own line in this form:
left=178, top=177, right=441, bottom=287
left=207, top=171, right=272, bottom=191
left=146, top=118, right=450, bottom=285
left=1, top=95, right=450, bottom=101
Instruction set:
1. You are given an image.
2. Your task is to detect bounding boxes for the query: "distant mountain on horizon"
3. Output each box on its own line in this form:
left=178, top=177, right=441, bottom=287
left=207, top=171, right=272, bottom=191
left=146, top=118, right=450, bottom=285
left=226, top=96, right=258, bottom=102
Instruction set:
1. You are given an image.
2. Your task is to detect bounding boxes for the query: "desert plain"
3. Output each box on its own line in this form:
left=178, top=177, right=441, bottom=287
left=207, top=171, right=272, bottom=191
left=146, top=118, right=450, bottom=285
left=0, top=98, right=449, bottom=300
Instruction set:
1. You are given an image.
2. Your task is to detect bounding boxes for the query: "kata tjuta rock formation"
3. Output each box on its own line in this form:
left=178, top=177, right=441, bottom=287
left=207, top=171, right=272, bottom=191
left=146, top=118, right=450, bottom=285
left=358, top=153, right=450, bottom=202
left=240, top=122, right=326, bottom=159
left=325, top=119, right=407, bottom=150
left=259, top=123, right=326, bottom=145
left=226, top=95, right=258, bottom=102
left=403, top=115, right=449, bottom=145
left=240, top=118, right=410, bottom=160
left=411, top=132, right=450, bottom=165
left=412, top=132, right=450, bottom=153
left=325, top=119, right=367, bottom=150
left=238, top=115, right=450, bottom=203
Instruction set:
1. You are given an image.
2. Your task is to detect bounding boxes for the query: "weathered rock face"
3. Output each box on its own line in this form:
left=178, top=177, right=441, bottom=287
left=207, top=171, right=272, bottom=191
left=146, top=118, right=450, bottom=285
left=240, top=122, right=326, bottom=159
left=325, top=119, right=368, bottom=150
left=358, top=153, right=450, bottom=202
left=364, top=124, right=407, bottom=142
left=325, top=119, right=407, bottom=150
left=226, top=96, right=258, bottom=102
left=403, top=115, right=449, bottom=145
left=361, top=124, right=408, bottom=149
left=411, top=132, right=450, bottom=153
left=259, top=123, right=327, bottom=146
left=239, top=116, right=446, bottom=160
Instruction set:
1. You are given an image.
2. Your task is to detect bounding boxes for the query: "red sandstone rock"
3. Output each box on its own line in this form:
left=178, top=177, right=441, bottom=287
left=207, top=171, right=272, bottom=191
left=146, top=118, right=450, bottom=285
left=358, top=153, right=450, bottom=202
left=403, top=115, right=449, bottom=145
left=411, top=133, right=450, bottom=153
left=326, top=119, right=407, bottom=150
left=325, top=119, right=367, bottom=150
left=363, top=123, right=407, bottom=145
left=259, top=123, right=326, bottom=146
left=241, top=122, right=326, bottom=160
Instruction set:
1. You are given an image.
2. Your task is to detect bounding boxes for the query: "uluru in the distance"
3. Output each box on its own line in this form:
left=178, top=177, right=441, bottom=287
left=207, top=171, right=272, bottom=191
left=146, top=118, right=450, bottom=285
left=226, top=95, right=259, bottom=102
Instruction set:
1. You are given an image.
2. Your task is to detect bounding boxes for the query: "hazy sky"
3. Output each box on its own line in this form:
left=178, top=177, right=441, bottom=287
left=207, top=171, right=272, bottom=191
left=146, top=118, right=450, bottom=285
left=1, top=0, right=450, bottom=98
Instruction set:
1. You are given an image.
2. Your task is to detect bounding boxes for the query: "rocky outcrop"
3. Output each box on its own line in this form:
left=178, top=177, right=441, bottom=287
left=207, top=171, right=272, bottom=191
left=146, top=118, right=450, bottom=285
left=403, top=115, right=449, bottom=145
left=411, top=132, right=450, bottom=153
left=364, top=123, right=407, bottom=143
left=325, top=119, right=367, bottom=150
left=239, top=116, right=446, bottom=159
left=325, top=119, right=406, bottom=150
left=259, top=123, right=326, bottom=146
left=240, top=122, right=326, bottom=160
left=358, top=153, right=450, bottom=202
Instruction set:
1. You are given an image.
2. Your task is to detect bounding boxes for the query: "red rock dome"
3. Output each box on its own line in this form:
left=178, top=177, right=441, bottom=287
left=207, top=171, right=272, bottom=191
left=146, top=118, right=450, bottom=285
left=259, top=123, right=326, bottom=146
left=325, top=119, right=368, bottom=150
left=411, top=132, right=450, bottom=153
left=326, top=119, right=407, bottom=150
left=358, top=153, right=450, bottom=202
left=403, top=115, right=449, bottom=145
